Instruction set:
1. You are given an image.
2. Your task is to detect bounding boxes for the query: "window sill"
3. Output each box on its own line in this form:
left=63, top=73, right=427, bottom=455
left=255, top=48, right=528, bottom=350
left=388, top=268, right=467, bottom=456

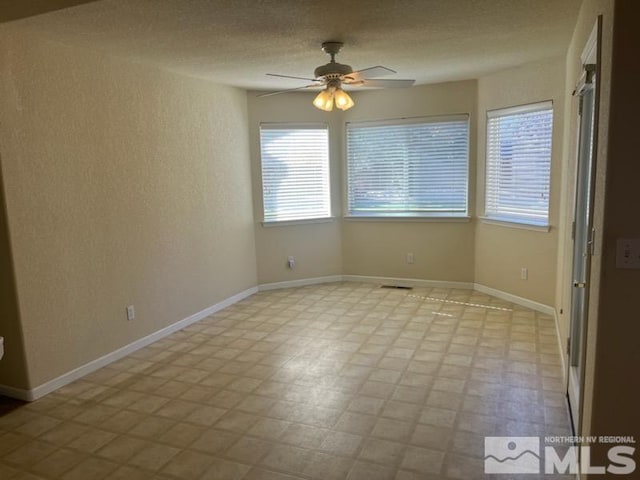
left=344, top=215, right=471, bottom=223
left=261, top=217, right=336, bottom=227
left=480, top=216, right=550, bottom=232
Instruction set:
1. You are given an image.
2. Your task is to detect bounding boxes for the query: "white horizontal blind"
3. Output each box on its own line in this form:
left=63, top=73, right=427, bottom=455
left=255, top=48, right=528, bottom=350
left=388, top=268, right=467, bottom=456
left=260, top=124, right=330, bottom=222
left=347, top=116, right=469, bottom=216
left=485, top=102, right=553, bottom=225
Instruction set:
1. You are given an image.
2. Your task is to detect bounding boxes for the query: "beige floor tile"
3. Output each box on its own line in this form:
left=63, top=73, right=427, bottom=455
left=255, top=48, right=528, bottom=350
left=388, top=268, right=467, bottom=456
left=60, top=457, right=119, bottom=480
left=260, top=444, right=310, bottom=475
left=128, top=443, right=180, bottom=471
left=0, top=283, right=572, bottom=480
left=249, top=418, right=291, bottom=440
left=99, top=409, right=146, bottom=433
left=2, top=440, right=57, bottom=466
left=358, top=437, right=406, bottom=465
left=157, top=422, right=207, bottom=448
left=334, top=411, right=377, bottom=436
left=347, top=396, right=385, bottom=416
left=96, top=435, right=149, bottom=463
left=160, top=449, right=216, bottom=479
left=380, top=401, right=421, bottom=422
left=215, top=411, right=259, bottom=433
left=224, top=436, right=272, bottom=464
left=108, top=465, right=154, bottom=479
left=358, top=381, right=395, bottom=400
left=190, top=428, right=240, bottom=455
left=38, top=422, right=88, bottom=446
left=443, top=453, right=485, bottom=479
left=125, top=394, right=171, bottom=414
left=127, top=416, right=175, bottom=439
left=394, top=469, right=442, bottom=480
left=31, top=448, right=86, bottom=477
left=14, top=415, right=61, bottom=437
left=347, top=460, right=396, bottom=480
left=280, top=423, right=328, bottom=449
left=303, top=451, right=353, bottom=480
left=319, top=430, right=363, bottom=457
left=399, top=445, right=444, bottom=475
left=410, top=423, right=453, bottom=450
left=184, top=405, right=228, bottom=426
left=243, top=467, right=306, bottom=480
left=201, top=457, right=250, bottom=479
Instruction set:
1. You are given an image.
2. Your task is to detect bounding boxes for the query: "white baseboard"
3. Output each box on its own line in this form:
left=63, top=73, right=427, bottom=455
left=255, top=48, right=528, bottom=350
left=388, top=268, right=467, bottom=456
left=0, top=383, right=31, bottom=402
left=0, top=286, right=258, bottom=402
left=343, top=275, right=474, bottom=290
left=258, top=275, right=343, bottom=291
left=473, top=283, right=556, bottom=317
left=553, top=309, right=568, bottom=382
left=1, top=276, right=566, bottom=402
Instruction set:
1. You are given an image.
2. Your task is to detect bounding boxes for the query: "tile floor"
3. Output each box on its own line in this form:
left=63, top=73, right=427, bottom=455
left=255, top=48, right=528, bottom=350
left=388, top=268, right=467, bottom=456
left=0, top=282, right=573, bottom=479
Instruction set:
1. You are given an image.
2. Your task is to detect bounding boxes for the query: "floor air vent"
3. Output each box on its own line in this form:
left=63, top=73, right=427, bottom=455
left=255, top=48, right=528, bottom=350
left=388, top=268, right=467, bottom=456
left=380, top=285, right=413, bottom=290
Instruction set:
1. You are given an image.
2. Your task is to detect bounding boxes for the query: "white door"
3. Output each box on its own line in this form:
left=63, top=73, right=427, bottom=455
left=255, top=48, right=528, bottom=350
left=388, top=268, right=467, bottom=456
left=567, top=21, right=600, bottom=433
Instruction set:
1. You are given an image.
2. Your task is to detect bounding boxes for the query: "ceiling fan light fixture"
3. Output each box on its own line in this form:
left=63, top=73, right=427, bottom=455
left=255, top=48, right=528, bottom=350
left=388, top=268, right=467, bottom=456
left=334, top=88, right=354, bottom=111
left=313, top=89, right=334, bottom=111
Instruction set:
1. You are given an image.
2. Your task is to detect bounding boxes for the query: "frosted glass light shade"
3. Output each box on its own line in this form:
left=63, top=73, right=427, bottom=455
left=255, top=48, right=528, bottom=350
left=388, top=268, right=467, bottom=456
left=334, top=88, right=354, bottom=110
left=313, top=89, right=334, bottom=111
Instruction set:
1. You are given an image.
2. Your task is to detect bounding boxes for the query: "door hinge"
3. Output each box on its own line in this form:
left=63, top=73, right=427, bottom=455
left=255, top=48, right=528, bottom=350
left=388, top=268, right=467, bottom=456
left=571, top=220, right=576, bottom=240
left=566, top=337, right=571, bottom=355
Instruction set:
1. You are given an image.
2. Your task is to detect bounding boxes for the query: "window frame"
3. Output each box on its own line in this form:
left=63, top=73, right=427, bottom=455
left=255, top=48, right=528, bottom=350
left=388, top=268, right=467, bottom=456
left=483, top=100, right=554, bottom=229
left=344, top=114, right=471, bottom=220
left=259, top=122, right=332, bottom=225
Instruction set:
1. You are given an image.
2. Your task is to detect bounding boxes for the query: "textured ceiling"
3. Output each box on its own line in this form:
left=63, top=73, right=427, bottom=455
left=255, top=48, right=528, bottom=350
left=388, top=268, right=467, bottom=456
left=5, top=0, right=582, bottom=91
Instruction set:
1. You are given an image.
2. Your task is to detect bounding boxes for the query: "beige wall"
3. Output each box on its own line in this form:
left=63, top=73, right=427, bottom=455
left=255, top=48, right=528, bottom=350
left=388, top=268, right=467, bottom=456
left=474, top=59, right=566, bottom=306
left=249, top=82, right=477, bottom=285
left=0, top=0, right=97, bottom=23
left=589, top=0, right=640, bottom=453
left=342, top=82, right=478, bottom=283
left=0, top=28, right=257, bottom=389
left=0, top=158, right=30, bottom=389
left=247, top=92, right=343, bottom=285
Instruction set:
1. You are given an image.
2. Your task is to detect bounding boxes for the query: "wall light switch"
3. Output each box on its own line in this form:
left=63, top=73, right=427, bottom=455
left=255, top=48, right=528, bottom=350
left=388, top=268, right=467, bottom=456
left=407, top=253, right=415, bottom=264
left=126, top=305, right=135, bottom=321
left=616, top=238, right=640, bottom=269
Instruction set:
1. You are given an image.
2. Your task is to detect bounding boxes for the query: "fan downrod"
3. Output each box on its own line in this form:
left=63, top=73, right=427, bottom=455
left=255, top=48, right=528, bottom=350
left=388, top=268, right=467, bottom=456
left=321, top=41, right=344, bottom=61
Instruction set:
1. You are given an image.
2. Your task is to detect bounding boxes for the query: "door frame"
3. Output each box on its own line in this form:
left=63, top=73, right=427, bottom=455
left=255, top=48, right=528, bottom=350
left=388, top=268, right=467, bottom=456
left=566, top=17, right=602, bottom=436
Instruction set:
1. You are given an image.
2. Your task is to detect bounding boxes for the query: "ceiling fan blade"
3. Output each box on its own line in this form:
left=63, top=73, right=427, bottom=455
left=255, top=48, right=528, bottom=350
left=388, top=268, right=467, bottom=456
left=266, top=73, right=318, bottom=82
left=357, top=78, right=416, bottom=88
left=257, top=84, right=321, bottom=97
left=345, top=66, right=396, bottom=82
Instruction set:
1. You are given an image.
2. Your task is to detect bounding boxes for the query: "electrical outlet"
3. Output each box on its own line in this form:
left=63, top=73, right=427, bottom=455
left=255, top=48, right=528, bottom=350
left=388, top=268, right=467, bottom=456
left=126, top=305, right=135, bottom=321
left=407, top=253, right=415, bottom=264
left=616, top=238, right=640, bottom=269
left=287, top=256, right=295, bottom=269
left=521, top=268, right=528, bottom=280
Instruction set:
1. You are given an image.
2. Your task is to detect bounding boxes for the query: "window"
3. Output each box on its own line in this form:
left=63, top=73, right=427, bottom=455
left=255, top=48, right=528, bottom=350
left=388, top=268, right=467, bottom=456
left=260, top=124, right=331, bottom=223
left=346, top=115, right=469, bottom=217
left=485, top=101, right=553, bottom=226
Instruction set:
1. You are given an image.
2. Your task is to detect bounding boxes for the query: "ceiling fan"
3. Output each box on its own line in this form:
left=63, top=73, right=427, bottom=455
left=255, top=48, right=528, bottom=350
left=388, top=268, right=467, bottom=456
left=259, top=41, right=415, bottom=111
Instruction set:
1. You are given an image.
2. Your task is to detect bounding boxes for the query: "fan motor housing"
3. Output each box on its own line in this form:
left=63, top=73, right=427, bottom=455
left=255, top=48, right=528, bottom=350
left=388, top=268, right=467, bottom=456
left=314, top=62, right=353, bottom=79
